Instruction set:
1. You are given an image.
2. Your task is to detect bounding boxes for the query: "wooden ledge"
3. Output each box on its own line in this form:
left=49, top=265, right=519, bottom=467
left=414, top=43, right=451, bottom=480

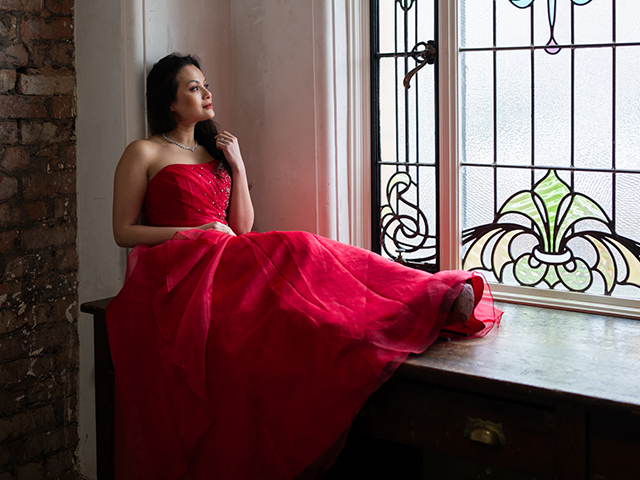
left=396, top=301, right=640, bottom=413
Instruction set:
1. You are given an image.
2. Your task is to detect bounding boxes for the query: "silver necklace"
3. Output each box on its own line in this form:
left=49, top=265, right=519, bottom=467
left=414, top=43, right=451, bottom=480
left=162, top=133, right=198, bottom=152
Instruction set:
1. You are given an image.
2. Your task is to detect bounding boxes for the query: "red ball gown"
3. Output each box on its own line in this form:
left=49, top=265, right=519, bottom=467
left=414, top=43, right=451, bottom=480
left=106, top=159, right=501, bottom=479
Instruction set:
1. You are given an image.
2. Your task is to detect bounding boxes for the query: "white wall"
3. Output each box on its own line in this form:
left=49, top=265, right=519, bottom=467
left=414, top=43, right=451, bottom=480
left=230, top=0, right=320, bottom=234
left=230, top=0, right=369, bottom=242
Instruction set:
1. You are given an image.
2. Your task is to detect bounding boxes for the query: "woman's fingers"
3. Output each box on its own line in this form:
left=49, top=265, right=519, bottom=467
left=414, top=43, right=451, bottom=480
left=199, top=221, right=236, bottom=236
left=215, top=131, right=237, bottom=147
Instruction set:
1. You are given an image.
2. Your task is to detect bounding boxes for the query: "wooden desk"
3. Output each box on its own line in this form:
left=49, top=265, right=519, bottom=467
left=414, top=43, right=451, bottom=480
left=81, top=300, right=640, bottom=480
left=348, top=302, right=640, bottom=479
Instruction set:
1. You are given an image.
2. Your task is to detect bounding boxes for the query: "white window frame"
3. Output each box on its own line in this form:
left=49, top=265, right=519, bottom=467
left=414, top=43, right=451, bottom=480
left=360, top=0, right=640, bottom=318
left=438, top=0, right=640, bottom=318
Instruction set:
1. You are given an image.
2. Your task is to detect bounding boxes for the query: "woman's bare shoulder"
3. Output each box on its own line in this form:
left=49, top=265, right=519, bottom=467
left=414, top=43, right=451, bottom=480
left=123, top=138, right=164, bottom=158
left=118, top=138, right=164, bottom=171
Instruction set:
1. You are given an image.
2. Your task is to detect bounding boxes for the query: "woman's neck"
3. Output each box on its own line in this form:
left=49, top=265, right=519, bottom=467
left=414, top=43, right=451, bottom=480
left=163, top=125, right=196, bottom=147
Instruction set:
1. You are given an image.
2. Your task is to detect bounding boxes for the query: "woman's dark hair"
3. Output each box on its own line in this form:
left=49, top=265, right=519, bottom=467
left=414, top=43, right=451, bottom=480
left=146, top=52, right=225, bottom=163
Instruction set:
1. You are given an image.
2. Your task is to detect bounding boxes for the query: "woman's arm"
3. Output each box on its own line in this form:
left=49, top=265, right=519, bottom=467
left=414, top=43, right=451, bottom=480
left=216, top=131, right=255, bottom=235
left=112, top=140, right=181, bottom=248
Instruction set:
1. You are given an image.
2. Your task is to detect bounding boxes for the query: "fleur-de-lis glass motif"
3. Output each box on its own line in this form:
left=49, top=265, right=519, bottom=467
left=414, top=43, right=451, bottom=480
left=463, top=170, right=640, bottom=295
left=510, top=0, right=593, bottom=54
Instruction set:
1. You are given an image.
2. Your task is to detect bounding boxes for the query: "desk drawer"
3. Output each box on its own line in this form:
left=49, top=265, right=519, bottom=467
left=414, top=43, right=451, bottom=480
left=356, top=379, right=556, bottom=477
left=588, top=408, right=640, bottom=480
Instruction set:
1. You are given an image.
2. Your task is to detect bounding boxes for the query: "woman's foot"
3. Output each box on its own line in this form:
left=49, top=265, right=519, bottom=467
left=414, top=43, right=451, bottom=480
left=444, top=282, right=475, bottom=327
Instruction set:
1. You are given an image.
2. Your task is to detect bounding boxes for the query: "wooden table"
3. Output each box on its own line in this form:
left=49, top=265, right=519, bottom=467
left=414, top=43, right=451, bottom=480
left=81, top=300, right=640, bottom=480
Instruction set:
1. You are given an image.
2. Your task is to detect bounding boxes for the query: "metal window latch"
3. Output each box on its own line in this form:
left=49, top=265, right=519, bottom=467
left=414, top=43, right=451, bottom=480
left=403, top=40, right=437, bottom=89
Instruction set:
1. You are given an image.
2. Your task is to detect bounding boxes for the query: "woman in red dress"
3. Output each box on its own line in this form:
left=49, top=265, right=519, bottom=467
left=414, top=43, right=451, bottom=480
left=108, top=53, right=501, bottom=480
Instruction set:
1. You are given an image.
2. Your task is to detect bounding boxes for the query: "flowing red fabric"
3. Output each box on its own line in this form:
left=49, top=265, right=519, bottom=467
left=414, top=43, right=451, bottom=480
left=106, top=160, right=502, bottom=479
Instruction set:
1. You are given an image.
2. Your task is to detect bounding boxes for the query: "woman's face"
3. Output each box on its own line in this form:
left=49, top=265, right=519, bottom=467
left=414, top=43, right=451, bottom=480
left=170, top=64, right=215, bottom=125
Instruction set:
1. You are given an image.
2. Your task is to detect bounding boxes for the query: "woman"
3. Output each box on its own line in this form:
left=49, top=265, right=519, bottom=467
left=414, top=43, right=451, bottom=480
left=107, top=53, right=501, bottom=480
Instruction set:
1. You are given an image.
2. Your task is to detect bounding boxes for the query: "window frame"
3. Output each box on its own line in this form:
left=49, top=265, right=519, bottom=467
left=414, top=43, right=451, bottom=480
left=369, top=0, right=640, bottom=319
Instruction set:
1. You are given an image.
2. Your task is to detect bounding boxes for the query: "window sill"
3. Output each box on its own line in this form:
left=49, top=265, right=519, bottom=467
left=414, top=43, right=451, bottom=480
left=398, top=301, right=640, bottom=412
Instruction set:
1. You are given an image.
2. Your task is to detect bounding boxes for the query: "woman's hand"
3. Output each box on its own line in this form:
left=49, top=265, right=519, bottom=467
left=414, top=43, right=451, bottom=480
left=197, top=221, right=236, bottom=236
left=214, top=131, right=255, bottom=235
left=215, top=131, right=243, bottom=170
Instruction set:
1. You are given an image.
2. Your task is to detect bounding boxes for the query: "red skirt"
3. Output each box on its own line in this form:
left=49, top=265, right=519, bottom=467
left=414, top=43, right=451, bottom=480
left=106, top=229, right=500, bottom=479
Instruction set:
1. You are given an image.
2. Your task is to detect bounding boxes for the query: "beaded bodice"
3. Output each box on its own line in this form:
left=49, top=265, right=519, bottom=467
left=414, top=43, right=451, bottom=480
left=144, top=160, right=232, bottom=227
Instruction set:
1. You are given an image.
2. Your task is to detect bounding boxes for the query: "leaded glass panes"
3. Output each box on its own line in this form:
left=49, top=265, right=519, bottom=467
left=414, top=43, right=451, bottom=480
left=461, top=0, right=640, bottom=300
left=372, top=0, right=439, bottom=270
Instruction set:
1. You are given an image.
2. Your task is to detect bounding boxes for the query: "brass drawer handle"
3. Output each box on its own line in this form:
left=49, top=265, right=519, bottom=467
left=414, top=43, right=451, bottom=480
left=464, top=418, right=507, bottom=447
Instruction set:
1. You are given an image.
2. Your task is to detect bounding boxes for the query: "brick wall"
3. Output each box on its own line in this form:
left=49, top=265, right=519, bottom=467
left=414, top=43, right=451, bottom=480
left=0, top=0, right=79, bottom=478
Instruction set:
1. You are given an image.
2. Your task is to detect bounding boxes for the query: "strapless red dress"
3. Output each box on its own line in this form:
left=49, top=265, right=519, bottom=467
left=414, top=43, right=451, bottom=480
left=106, top=159, right=501, bottom=480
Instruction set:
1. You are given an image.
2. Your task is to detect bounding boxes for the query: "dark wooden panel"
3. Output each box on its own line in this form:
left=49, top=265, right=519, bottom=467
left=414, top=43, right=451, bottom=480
left=356, top=379, right=556, bottom=477
left=81, top=299, right=115, bottom=480
left=588, top=408, right=640, bottom=480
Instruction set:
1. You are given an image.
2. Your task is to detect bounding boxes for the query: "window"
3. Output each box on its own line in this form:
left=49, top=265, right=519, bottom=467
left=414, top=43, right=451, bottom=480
left=371, top=0, right=640, bottom=317
left=372, top=0, right=441, bottom=272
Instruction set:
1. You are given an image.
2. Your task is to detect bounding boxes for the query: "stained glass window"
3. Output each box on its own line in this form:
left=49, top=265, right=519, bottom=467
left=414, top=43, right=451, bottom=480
left=372, top=0, right=440, bottom=272
left=373, top=0, right=640, bottom=307
left=461, top=0, right=640, bottom=301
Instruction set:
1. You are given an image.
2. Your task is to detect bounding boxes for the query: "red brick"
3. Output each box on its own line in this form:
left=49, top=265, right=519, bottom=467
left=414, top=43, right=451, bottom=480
left=20, top=120, right=58, bottom=143
left=21, top=120, right=74, bottom=143
left=1, top=146, right=29, bottom=170
left=53, top=245, right=77, bottom=271
left=26, top=424, right=77, bottom=460
left=0, top=69, right=16, bottom=93
left=54, top=195, right=74, bottom=219
left=20, top=222, right=75, bottom=250
left=24, top=200, right=51, bottom=221
left=0, top=44, right=28, bottom=68
left=0, top=333, right=26, bottom=363
left=0, top=0, right=44, bottom=12
left=3, top=255, right=25, bottom=281
left=0, top=202, right=24, bottom=224
left=0, top=229, right=19, bottom=253
left=1, top=356, right=32, bottom=386
left=20, top=16, right=72, bottom=40
left=0, top=308, right=21, bottom=334
left=0, top=14, right=18, bottom=39
left=29, top=43, right=47, bottom=68
left=54, top=344, right=79, bottom=372
left=20, top=351, right=55, bottom=379
left=0, top=175, right=18, bottom=199
left=0, top=437, right=25, bottom=471
left=23, top=171, right=74, bottom=198
left=51, top=95, right=73, bottom=118
left=42, top=144, right=75, bottom=167
left=0, top=95, right=47, bottom=119
left=25, top=269, right=77, bottom=300
left=26, top=321, right=74, bottom=355
left=0, top=121, right=18, bottom=143
left=0, top=390, right=26, bottom=421
left=45, top=0, right=73, bottom=15
left=49, top=43, right=73, bottom=67
left=17, top=72, right=74, bottom=95
left=15, top=462, right=45, bottom=480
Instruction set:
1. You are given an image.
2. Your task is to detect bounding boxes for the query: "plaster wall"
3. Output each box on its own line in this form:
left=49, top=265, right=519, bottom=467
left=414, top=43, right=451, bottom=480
left=230, top=0, right=319, bottom=234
